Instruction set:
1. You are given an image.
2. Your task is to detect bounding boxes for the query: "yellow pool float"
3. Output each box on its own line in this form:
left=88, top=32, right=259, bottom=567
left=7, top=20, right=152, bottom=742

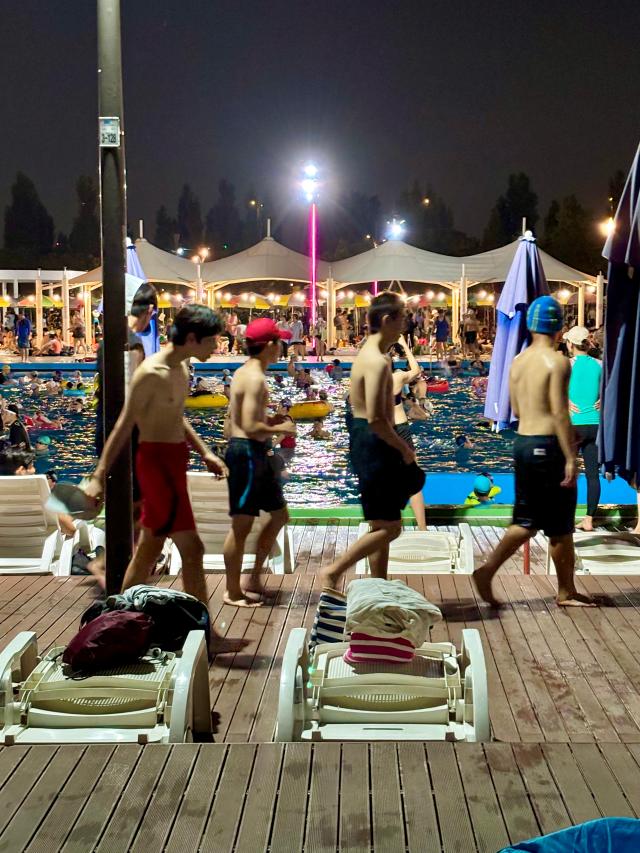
left=289, top=401, right=332, bottom=421
left=184, top=393, right=229, bottom=409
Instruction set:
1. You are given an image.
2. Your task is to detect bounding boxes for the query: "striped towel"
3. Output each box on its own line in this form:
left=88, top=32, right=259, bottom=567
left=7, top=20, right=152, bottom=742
left=309, top=588, right=347, bottom=649
left=344, top=632, right=415, bottom=664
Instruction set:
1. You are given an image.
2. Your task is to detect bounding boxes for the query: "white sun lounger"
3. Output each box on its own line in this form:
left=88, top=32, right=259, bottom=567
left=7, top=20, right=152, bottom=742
left=168, top=472, right=294, bottom=575
left=355, top=522, right=474, bottom=575
left=545, top=530, right=640, bottom=575
left=276, top=626, right=489, bottom=742
left=0, top=630, right=211, bottom=744
left=0, top=474, right=79, bottom=575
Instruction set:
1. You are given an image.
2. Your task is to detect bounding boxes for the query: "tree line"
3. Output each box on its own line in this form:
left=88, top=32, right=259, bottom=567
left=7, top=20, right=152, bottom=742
left=1, top=169, right=625, bottom=273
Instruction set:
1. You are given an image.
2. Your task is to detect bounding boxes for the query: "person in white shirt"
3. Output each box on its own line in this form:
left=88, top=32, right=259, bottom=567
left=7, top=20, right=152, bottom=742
left=289, top=314, right=305, bottom=358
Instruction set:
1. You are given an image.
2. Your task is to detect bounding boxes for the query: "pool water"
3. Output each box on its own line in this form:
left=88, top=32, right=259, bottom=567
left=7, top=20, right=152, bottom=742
left=2, top=371, right=516, bottom=507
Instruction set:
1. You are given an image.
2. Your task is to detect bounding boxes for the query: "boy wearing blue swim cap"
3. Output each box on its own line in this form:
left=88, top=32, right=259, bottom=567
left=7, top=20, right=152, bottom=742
left=473, top=295, right=595, bottom=608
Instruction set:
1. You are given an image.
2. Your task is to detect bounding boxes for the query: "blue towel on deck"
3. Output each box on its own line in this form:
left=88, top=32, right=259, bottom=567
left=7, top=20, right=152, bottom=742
left=500, top=817, right=640, bottom=852
left=309, top=589, right=347, bottom=649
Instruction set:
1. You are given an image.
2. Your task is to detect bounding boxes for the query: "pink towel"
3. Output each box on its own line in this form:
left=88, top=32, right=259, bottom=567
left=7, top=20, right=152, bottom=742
left=344, top=631, right=415, bottom=664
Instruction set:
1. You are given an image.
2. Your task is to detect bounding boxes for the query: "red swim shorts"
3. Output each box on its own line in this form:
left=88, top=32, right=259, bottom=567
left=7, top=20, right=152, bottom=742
left=135, top=442, right=196, bottom=536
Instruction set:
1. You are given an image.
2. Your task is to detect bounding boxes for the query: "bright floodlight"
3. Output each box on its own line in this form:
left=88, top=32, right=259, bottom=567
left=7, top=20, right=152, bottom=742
left=599, top=217, right=615, bottom=237
left=303, top=163, right=318, bottom=178
left=387, top=218, right=405, bottom=239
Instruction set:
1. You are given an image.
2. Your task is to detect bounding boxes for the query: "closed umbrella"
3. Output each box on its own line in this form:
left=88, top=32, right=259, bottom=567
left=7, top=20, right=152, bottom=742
left=126, top=239, right=159, bottom=357
left=484, top=233, right=550, bottom=430
left=598, top=141, right=640, bottom=486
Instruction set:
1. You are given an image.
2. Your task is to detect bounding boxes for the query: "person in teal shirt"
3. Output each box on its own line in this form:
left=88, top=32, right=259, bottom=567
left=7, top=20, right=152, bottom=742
left=564, top=326, right=601, bottom=530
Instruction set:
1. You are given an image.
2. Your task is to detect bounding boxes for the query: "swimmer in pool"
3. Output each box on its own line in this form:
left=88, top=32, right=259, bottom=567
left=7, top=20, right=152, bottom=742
left=33, top=410, right=63, bottom=429
left=309, top=418, right=331, bottom=440
left=464, top=474, right=502, bottom=506
left=35, top=435, right=52, bottom=455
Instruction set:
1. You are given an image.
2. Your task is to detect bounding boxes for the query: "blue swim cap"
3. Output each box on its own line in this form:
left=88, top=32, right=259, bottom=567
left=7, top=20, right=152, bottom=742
left=526, top=296, right=563, bottom=335
left=37, top=435, right=51, bottom=445
left=473, top=475, right=492, bottom=496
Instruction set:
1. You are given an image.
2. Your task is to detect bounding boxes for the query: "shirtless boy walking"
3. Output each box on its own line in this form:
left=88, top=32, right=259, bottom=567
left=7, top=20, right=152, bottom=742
left=322, top=292, right=425, bottom=588
left=473, top=295, right=595, bottom=608
left=85, top=306, right=228, bottom=612
left=223, top=318, right=295, bottom=606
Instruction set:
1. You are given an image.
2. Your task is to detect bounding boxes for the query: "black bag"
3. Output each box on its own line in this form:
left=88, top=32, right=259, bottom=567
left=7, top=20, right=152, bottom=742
left=81, top=585, right=210, bottom=652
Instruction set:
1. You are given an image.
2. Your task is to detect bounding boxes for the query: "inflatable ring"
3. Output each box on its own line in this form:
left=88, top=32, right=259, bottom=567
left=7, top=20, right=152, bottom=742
left=184, top=393, right=229, bottom=409
left=289, top=401, right=332, bottom=421
left=62, top=389, right=86, bottom=397
left=425, top=379, right=449, bottom=394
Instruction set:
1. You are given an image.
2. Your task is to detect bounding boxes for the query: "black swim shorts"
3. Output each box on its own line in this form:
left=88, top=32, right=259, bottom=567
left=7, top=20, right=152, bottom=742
left=394, top=420, right=415, bottom=450
left=512, top=434, right=576, bottom=537
left=464, top=331, right=477, bottom=344
left=225, top=438, right=287, bottom=517
left=349, top=417, right=425, bottom=521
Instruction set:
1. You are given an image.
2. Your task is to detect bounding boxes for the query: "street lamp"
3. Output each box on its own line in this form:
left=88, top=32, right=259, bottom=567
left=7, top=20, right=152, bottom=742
left=248, top=199, right=264, bottom=238
left=191, top=247, right=209, bottom=304
left=599, top=217, right=615, bottom=238
left=301, top=163, right=320, bottom=326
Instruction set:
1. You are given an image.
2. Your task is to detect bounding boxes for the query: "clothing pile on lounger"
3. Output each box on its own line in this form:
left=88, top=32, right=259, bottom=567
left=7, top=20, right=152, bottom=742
left=310, top=578, right=442, bottom=664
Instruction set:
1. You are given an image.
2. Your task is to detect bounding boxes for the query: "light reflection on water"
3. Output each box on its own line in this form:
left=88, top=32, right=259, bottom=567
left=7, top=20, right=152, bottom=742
left=2, top=372, right=515, bottom=506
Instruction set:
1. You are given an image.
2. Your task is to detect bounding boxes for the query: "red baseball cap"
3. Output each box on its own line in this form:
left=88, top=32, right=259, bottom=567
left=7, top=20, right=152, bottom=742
left=245, top=318, right=292, bottom=343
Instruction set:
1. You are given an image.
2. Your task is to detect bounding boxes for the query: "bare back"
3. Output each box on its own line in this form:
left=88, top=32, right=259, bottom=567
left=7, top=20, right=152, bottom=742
left=510, top=345, right=570, bottom=435
left=229, top=360, right=269, bottom=440
left=350, top=337, right=394, bottom=423
left=127, top=352, right=190, bottom=443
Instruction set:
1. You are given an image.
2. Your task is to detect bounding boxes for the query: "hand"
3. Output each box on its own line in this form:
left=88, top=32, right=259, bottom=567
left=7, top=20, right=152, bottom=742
left=594, top=399, right=601, bottom=410
left=561, top=459, right=576, bottom=488
left=83, top=475, right=104, bottom=503
left=568, top=401, right=579, bottom=413
left=401, top=445, right=416, bottom=466
left=204, top=453, right=228, bottom=478
left=398, top=335, right=410, bottom=351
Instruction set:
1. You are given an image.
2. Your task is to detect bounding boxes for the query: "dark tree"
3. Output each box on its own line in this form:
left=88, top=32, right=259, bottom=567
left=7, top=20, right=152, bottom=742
left=205, top=179, right=242, bottom=256
left=608, top=169, right=626, bottom=213
left=539, top=195, right=600, bottom=273
left=395, top=180, right=473, bottom=255
left=54, top=231, right=69, bottom=255
left=482, top=173, right=538, bottom=248
left=176, top=184, right=203, bottom=248
left=3, top=172, right=54, bottom=255
left=154, top=205, right=177, bottom=251
left=69, top=175, right=100, bottom=261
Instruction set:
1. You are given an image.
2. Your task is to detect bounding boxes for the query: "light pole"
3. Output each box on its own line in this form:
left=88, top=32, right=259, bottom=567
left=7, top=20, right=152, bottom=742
left=97, top=0, right=131, bottom=594
left=301, top=164, right=320, bottom=328
left=191, top=247, right=209, bottom=304
left=248, top=198, right=264, bottom=239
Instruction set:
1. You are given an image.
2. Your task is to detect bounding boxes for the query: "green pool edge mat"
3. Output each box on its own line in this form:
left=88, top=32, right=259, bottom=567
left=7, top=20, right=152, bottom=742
left=288, top=504, right=636, bottom=526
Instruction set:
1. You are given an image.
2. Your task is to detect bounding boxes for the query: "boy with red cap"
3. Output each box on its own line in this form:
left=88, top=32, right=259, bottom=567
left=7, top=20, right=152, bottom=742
left=223, top=318, right=295, bottom=606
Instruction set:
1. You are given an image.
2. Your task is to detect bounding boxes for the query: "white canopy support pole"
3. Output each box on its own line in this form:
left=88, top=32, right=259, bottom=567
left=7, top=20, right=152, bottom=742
left=522, top=217, right=527, bottom=236
left=459, top=264, right=467, bottom=325
left=266, top=218, right=272, bottom=238
left=13, top=278, right=19, bottom=300
left=62, top=268, right=70, bottom=345
left=595, top=272, right=604, bottom=328
left=138, top=219, right=144, bottom=239
left=35, top=270, right=43, bottom=349
left=326, top=278, right=336, bottom=348
left=451, top=286, right=460, bottom=344
left=195, top=262, right=204, bottom=304
left=84, top=286, right=93, bottom=349
left=577, top=283, right=585, bottom=328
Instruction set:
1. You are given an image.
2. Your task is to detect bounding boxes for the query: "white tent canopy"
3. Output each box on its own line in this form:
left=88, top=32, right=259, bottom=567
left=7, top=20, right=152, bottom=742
left=202, top=236, right=330, bottom=286
left=69, top=238, right=199, bottom=288
left=330, top=238, right=595, bottom=287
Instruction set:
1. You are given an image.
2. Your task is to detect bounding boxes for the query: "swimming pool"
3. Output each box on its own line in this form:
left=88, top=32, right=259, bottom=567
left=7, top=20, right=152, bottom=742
left=1, top=368, right=518, bottom=507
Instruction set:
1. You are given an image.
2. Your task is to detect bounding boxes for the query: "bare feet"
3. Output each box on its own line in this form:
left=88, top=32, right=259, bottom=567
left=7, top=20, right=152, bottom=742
left=86, top=553, right=106, bottom=590
left=472, top=568, right=501, bottom=608
left=576, top=520, right=594, bottom=532
left=223, top=591, right=263, bottom=608
left=632, top=527, right=640, bottom=535
left=557, top=592, right=596, bottom=607
left=243, top=587, right=279, bottom=604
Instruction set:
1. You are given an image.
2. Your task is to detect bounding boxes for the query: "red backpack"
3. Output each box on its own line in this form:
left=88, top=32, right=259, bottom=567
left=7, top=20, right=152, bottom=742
left=63, top=610, right=152, bottom=672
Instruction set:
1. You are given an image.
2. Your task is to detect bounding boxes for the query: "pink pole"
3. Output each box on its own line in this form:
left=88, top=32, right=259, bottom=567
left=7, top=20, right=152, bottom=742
left=309, top=202, right=318, bottom=326
left=372, top=280, right=379, bottom=296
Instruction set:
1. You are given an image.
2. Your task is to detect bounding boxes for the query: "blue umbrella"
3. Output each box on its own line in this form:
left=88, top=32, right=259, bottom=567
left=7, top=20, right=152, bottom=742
left=598, top=141, right=640, bottom=486
left=126, top=239, right=160, bottom=357
left=484, top=233, right=550, bottom=429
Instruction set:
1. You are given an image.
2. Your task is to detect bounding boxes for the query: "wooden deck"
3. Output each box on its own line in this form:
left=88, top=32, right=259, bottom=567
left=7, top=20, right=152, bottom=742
left=2, top=740, right=640, bottom=852
left=2, top=523, right=640, bottom=850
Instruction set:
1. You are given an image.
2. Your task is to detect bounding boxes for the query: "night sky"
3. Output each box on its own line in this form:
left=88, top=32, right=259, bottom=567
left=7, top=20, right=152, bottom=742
left=2, top=0, right=640, bottom=243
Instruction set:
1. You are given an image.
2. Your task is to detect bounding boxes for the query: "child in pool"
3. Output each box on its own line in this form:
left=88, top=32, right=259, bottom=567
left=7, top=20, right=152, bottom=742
left=464, top=473, right=502, bottom=506
left=310, top=418, right=331, bottom=440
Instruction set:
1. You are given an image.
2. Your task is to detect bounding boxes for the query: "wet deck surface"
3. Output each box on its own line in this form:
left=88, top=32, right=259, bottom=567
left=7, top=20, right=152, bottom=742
left=2, top=523, right=640, bottom=850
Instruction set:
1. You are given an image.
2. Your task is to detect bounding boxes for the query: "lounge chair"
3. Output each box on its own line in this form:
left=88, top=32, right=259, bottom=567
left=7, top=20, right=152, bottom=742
left=168, top=472, right=294, bottom=575
left=276, top=626, right=489, bottom=742
left=0, top=630, right=211, bottom=744
left=0, top=474, right=74, bottom=575
left=355, top=522, right=474, bottom=575
left=545, top=529, right=640, bottom=575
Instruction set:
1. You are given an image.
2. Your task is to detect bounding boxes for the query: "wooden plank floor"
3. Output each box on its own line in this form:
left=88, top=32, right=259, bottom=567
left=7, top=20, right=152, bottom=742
left=1, top=741, right=640, bottom=852
left=3, top=524, right=640, bottom=745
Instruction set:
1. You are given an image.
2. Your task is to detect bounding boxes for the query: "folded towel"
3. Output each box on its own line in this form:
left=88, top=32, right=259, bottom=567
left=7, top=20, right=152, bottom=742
left=309, top=588, right=347, bottom=649
left=345, top=578, right=442, bottom=649
left=344, top=632, right=415, bottom=664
